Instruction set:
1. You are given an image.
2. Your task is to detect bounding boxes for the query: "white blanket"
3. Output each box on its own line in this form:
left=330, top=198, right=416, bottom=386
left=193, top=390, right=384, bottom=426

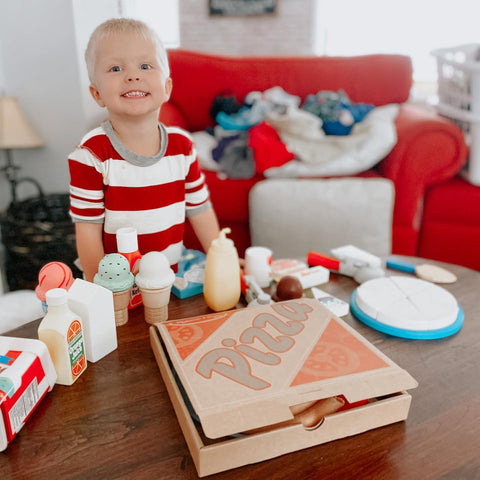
left=264, top=104, right=399, bottom=178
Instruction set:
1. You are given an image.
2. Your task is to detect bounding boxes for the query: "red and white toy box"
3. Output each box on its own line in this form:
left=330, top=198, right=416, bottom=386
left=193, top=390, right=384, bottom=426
left=0, top=336, right=57, bottom=451
left=151, top=298, right=418, bottom=477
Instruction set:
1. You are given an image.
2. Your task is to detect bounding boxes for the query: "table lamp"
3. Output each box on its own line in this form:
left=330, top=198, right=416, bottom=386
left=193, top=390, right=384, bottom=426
left=0, top=96, right=45, bottom=203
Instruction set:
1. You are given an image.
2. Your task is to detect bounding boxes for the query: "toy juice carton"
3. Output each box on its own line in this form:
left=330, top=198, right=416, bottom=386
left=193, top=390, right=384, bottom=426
left=0, top=336, right=57, bottom=451
left=150, top=298, right=418, bottom=477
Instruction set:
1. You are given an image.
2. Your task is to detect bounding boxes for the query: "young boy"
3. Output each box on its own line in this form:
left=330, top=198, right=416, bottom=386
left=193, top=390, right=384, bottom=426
left=68, top=18, right=220, bottom=282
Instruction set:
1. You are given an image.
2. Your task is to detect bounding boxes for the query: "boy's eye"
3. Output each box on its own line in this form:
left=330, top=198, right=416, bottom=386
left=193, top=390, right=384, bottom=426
left=140, top=64, right=151, bottom=70
left=111, top=66, right=121, bottom=72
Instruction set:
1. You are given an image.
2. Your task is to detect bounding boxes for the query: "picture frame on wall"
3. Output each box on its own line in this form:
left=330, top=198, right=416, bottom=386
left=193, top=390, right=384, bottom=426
left=209, top=0, right=277, bottom=16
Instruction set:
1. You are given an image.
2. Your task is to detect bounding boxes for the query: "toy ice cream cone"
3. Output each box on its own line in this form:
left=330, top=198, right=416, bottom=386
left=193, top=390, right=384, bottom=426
left=138, top=285, right=172, bottom=324
left=113, top=289, right=131, bottom=326
left=94, top=253, right=135, bottom=327
left=135, top=251, right=176, bottom=325
left=36, top=261, right=74, bottom=313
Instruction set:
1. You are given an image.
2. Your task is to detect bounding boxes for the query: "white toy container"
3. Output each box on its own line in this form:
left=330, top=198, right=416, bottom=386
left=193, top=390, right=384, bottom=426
left=432, top=43, right=480, bottom=185
left=68, top=279, right=118, bottom=363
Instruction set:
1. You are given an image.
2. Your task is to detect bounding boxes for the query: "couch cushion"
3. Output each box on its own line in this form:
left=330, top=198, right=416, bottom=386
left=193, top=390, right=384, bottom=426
left=166, top=49, right=412, bottom=132
left=249, top=178, right=394, bottom=259
left=0, top=290, right=44, bottom=334
left=419, top=176, right=480, bottom=270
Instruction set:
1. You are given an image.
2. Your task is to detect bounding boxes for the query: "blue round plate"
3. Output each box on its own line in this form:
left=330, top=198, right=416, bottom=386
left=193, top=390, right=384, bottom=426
left=350, top=290, right=464, bottom=340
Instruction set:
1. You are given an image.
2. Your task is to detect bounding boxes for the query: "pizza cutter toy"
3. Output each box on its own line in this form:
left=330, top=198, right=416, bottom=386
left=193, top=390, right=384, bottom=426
left=386, top=258, right=457, bottom=284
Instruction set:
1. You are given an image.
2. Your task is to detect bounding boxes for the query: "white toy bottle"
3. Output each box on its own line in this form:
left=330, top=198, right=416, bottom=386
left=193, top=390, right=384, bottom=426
left=38, top=288, right=87, bottom=385
left=203, top=228, right=241, bottom=312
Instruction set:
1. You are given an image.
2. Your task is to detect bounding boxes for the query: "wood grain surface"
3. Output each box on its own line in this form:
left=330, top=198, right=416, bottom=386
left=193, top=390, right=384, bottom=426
left=1, top=257, right=479, bottom=479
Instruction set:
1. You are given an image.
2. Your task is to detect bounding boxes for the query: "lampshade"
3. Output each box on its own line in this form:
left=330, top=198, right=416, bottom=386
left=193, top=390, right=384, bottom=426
left=0, top=97, right=44, bottom=149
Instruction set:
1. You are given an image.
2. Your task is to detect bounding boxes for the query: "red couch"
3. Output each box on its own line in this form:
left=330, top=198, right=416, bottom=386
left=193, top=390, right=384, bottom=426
left=160, top=49, right=472, bottom=267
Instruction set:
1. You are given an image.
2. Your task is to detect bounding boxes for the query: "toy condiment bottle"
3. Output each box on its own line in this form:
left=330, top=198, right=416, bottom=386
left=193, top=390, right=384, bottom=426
left=116, top=227, right=142, bottom=309
left=203, top=227, right=241, bottom=312
left=37, top=288, right=87, bottom=386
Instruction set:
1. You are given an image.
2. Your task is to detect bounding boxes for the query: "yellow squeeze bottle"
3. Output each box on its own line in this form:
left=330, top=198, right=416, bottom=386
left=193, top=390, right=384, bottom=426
left=203, top=228, right=241, bottom=312
left=38, top=288, right=87, bottom=385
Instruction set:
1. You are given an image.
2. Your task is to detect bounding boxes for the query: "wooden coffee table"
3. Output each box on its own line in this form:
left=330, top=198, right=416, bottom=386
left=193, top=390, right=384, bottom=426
left=1, top=257, right=479, bottom=479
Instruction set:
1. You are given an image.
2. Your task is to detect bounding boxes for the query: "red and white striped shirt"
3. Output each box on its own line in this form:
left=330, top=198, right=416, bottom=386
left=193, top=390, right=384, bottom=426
left=68, top=121, right=211, bottom=266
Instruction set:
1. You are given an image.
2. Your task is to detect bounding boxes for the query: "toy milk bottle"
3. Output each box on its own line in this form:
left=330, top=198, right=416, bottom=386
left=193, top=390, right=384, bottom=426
left=203, top=228, right=241, bottom=311
left=116, top=227, right=142, bottom=309
left=38, top=288, right=87, bottom=386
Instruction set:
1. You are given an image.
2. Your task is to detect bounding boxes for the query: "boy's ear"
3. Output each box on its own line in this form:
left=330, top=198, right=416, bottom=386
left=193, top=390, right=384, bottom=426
left=165, top=77, right=173, bottom=101
left=89, top=84, right=106, bottom=108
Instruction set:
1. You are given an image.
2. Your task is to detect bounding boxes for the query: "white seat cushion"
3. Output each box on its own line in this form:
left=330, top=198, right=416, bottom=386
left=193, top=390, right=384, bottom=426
left=0, top=290, right=44, bottom=334
left=249, top=178, right=394, bottom=259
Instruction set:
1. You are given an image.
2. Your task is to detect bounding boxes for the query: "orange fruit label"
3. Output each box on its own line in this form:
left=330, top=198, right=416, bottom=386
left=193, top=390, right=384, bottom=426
left=67, top=320, right=86, bottom=378
left=67, top=320, right=82, bottom=342
left=72, top=355, right=86, bottom=377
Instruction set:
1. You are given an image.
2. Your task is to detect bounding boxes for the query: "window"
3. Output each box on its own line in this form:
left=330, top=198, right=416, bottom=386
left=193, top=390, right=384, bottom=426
left=119, top=0, right=180, bottom=48
left=315, top=0, right=478, bottom=87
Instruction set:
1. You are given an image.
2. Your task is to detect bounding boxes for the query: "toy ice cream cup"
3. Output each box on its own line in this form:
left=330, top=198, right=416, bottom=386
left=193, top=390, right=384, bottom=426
left=94, top=253, right=134, bottom=326
left=111, top=290, right=131, bottom=326
left=137, top=286, right=172, bottom=324
left=35, top=261, right=74, bottom=313
left=135, top=252, right=175, bottom=324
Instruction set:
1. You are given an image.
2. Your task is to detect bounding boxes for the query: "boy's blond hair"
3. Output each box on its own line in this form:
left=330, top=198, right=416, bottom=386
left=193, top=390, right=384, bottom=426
left=85, top=18, right=170, bottom=83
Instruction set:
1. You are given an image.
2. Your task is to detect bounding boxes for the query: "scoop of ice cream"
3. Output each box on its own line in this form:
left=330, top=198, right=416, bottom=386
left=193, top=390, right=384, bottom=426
left=35, top=261, right=74, bottom=302
left=94, top=253, right=134, bottom=292
left=135, top=251, right=175, bottom=289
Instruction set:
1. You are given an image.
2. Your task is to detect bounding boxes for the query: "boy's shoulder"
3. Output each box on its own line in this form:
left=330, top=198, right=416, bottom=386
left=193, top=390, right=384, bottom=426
left=163, top=124, right=196, bottom=154
left=77, top=125, right=108, bottom=147
left=73, top=124, right=116, bottom=162
left=164, top=124, right=193, bottom=141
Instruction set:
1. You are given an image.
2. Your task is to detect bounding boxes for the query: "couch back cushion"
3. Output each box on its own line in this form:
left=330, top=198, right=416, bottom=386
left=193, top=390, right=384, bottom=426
left=164, top=49, right=412, bottom=132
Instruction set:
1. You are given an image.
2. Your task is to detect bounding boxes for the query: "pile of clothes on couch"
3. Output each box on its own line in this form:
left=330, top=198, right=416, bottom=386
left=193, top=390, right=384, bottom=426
left=192, top=87, right=399, bottom=179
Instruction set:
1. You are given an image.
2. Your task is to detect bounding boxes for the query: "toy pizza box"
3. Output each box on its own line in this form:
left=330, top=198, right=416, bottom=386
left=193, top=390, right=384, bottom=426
left=150, top=298, right=417, bottom=476
left=0, top=336, right=57, bottom=451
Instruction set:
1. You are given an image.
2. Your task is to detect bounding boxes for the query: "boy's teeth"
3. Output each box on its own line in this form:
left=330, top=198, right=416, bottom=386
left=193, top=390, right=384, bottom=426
left=124, top=91, right=147, bottom=97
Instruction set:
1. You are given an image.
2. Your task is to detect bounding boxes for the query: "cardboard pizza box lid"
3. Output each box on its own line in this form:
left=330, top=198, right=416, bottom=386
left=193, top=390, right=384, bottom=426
left=157, top=298, right=417, bottom=439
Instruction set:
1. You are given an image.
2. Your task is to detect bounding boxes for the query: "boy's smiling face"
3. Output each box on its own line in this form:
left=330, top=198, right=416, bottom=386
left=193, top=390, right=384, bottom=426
left=89, top=31, right=172, bottom=122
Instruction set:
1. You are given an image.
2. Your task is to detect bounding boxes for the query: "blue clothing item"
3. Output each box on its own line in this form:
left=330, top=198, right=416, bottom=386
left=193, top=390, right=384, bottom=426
left=210, top=93, right=242, bottom=122
left=216, top=108, right=259, bottom=131
left=212, top=133, right=243, bottom=162
left=322, top=121, right=354, bottom=136
left=302, top=90, right=374, bottom=135
left=346, top=103, right=375, bottom=123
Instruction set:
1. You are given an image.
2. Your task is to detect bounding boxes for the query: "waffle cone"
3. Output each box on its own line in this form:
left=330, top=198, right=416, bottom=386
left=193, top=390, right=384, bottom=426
left=113, top=289, right=130, bottom=326
left=139, top=285, right=171, bottom=324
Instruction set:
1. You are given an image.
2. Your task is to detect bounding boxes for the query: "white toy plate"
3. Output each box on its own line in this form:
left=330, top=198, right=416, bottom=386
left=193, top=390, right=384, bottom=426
left=350, top=276, right=463, bottom=339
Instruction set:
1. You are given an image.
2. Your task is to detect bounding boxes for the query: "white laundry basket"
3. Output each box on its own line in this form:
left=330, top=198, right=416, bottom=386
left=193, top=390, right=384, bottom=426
left=432, top=44, right=480, bottom=185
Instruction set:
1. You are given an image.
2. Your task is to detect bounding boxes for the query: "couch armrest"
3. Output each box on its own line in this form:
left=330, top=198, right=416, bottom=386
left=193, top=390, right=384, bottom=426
left=378, top=104, right=468, bottom=255
left=159, top=102, right=188, bottom=129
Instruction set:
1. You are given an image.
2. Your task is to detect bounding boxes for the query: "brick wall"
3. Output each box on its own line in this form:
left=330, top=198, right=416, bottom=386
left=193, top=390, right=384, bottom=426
left=179, top=0, right=316, bottom=56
